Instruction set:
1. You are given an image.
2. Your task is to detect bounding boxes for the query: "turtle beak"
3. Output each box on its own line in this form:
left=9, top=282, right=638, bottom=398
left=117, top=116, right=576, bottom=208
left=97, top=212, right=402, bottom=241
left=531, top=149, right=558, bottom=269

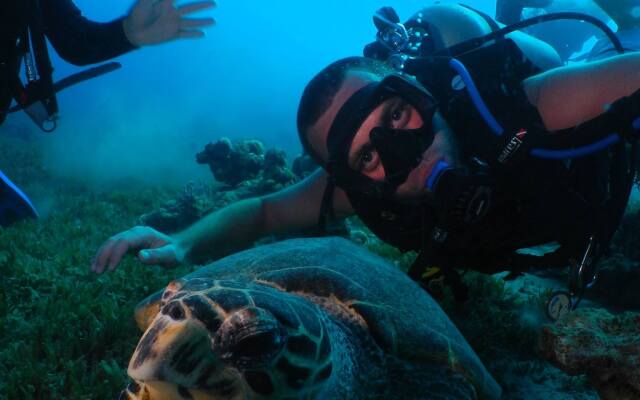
left=128, top=311, right=218, bottom=384
left=125, top=297, right=288, bottom=399
left=127, top=299, right=237, bottom=395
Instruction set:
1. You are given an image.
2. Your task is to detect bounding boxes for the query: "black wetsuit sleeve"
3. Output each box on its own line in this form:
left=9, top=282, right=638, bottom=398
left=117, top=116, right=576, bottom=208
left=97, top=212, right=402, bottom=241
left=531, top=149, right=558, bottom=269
left=41, top=0, right=137, bottom=66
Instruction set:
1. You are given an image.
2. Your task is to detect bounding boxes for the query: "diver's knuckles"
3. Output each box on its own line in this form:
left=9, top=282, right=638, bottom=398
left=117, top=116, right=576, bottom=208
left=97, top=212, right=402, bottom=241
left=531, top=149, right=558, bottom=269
left=130, top=225, right=152, bottom=236
left=97, top=248, right=110, bottom=261
left=112, top=238, right=130, bottom=250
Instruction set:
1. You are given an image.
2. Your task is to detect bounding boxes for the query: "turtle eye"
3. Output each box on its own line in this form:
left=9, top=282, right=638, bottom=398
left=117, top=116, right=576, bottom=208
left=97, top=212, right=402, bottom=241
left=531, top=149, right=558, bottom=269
left=230, top=330, right=284, bottom=359
left=161, top=301, right=186, bottom=321
left=161, top=279, right=186, bottom=305
left=214, top=307, right=287, bottom=368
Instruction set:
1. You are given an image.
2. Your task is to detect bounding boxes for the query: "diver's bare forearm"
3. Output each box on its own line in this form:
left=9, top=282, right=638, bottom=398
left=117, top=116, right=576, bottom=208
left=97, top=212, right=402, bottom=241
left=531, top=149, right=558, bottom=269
left=588, top=52, right=640, bottom=99
left=173, top=197, right=266, bottom=264
left=525, top=52, right=640, bottom=130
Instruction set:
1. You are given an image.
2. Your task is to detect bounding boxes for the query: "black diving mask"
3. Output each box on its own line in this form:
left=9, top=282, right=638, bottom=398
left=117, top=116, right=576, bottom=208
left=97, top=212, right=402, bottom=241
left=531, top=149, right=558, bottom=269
left=325, top=74, right=439, bottom=199
left=322, top=73, right=494, bottom=231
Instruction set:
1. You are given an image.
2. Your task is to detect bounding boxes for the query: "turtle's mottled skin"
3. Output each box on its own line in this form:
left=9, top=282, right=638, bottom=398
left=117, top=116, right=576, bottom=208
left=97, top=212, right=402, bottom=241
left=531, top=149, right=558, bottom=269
left=120, top=237, right=502, bottom=400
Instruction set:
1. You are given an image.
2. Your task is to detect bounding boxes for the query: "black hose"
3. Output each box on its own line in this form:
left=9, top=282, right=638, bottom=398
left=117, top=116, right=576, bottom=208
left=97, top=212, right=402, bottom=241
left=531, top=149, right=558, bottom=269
left=9, top=62, right=122, bottom=113
left=440, top=12, right=624, bottom=57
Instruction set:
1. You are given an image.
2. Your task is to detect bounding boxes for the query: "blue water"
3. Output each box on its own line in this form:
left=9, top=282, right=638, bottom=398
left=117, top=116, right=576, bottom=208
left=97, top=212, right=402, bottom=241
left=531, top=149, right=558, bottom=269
left=0, top=0, right=612, bottom=186
left=3, top=0, right=501, bottom=185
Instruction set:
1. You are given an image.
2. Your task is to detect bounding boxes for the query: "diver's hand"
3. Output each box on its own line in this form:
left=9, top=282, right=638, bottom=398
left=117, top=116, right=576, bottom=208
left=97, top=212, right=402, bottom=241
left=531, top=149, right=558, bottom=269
left=91, top=226, right=185, bottom=274
left=123, top=0, right=216, bottom=47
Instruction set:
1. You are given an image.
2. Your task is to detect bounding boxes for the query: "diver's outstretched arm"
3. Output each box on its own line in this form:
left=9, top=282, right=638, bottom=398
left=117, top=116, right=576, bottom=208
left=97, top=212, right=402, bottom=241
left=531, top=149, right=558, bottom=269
left=91, top=169, right=354, bottom=274
left=523, top=52, right=640, bottom=131
left=176, top=169, right=354, bottom=264
left=43, top=0, right=136, bottom=66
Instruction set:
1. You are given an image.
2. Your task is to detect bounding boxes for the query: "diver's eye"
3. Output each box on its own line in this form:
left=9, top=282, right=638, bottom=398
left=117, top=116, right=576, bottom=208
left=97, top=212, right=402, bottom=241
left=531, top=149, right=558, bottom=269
left=356, top=143, right=380, bottom=173
left=392, top=108, right=403, bottom=121
left=386, top=102, right=411, bottom=129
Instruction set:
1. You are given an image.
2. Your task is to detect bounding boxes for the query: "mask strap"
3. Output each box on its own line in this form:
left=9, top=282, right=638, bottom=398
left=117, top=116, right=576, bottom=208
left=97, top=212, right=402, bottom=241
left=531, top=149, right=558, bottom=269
left=318, top=167, right=337, bottom=233
left=326, top=83, right=380, bottom=155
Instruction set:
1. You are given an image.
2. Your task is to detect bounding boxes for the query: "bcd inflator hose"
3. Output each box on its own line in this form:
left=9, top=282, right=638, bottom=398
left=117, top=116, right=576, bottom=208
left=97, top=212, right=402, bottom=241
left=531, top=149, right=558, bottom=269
left=425, top=160, right=453, bottom=191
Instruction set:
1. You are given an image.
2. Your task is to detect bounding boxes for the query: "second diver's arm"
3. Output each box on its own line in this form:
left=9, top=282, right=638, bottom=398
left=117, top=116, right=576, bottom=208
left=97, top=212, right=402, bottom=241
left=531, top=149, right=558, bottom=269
left=173, top=169, right=354, bottom=264
left=524, top=52, right=640, bottom=131
left=42, top=0, right=136, bottom=66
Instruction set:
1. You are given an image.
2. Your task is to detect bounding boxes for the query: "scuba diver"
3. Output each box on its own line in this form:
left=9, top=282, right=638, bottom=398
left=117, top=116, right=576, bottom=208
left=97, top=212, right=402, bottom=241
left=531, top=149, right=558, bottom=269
left=497, top=0, right=609, bottom=62
left=0, top=0, right=215, bottom=227
left=92, top=3, right=640, bottom=321
left=496, top=0, right=554, bottom=25
left=589, top=0, right=640, bottom=60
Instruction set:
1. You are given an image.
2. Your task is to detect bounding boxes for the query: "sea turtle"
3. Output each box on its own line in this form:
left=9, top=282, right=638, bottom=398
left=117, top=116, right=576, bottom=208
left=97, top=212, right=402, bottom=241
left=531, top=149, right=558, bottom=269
left=120, top=237, right=502, bottom=400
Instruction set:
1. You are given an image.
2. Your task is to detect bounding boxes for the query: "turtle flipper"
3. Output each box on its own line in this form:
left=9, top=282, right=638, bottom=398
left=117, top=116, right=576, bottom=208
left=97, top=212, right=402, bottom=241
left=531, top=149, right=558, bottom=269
left=134, top=279, right=185, bottom=332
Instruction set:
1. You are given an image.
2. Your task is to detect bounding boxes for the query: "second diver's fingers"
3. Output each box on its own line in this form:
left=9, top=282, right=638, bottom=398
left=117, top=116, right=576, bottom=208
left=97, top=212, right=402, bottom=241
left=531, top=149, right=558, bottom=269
left=138, top=246, right=177, bottom=266
left=106, top=239, right=134, bottom=272
left=134, top=0, right=156, bottom=9
left=177, top=29, right=206, bottom=39
left=177, top=1, right=216, bottom=16
left=159, top=0, right=177, bottom=12
left=180, top=17, right=215, bottom=29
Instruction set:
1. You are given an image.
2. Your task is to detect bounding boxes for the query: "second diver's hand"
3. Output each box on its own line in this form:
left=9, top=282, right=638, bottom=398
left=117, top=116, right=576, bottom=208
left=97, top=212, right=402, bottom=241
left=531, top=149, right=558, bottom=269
left=123, top=0, right=216, bottom=47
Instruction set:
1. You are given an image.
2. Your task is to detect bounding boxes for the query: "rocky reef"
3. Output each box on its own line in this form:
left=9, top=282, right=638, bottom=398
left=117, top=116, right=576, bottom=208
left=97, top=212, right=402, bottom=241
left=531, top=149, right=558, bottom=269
left=586, top=205, right=640, bottom=310
left=141, top=138, right=320, bottom=235
left=195, top=137, right=302, bottom=191
left=291, top=153, right=319, bottom=179
left=195, top=138, right=264, bottom=187
left=539, top=307, right=640, bottom=400
left=590, top=252, right=640, bottom=310
left=138, top=182, right=217, bottom=234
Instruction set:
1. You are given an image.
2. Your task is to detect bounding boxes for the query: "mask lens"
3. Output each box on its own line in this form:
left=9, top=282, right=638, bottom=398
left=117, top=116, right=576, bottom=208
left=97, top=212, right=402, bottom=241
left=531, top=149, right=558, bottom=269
left=325, top=74, right=438, bottom=198
left=347, top=92, right=436, bottom=185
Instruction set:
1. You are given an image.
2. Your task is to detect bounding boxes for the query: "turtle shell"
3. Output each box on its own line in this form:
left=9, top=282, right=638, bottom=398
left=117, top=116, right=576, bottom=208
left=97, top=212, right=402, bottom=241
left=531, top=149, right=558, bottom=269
left=133, top=237, right=501, bottom=399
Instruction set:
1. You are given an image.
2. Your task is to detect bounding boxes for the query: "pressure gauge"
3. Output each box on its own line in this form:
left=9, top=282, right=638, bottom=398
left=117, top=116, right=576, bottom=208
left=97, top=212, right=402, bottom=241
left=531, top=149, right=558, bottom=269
left=546, top=291, right=572, bottom=321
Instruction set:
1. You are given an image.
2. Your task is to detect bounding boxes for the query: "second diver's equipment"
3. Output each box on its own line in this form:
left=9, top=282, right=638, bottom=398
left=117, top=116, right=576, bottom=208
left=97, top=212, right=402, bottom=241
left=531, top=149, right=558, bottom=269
left=7, top=0, right=123, bottom=132
left=320, top=7, right=639, bottom=312
left=0, top=169, right=38, bottom=226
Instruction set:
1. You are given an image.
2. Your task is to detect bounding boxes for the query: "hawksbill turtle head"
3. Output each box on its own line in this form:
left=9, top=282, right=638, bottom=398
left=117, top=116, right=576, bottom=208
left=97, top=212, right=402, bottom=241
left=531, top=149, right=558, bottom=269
left=120, top=277, right=334, bottom=400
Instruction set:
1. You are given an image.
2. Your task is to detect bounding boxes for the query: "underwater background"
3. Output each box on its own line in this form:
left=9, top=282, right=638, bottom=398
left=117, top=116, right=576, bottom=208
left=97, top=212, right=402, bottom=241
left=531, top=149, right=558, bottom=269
left=1, top=0, right=639, bottom=399
left=9, top=0, right=456, bottom=187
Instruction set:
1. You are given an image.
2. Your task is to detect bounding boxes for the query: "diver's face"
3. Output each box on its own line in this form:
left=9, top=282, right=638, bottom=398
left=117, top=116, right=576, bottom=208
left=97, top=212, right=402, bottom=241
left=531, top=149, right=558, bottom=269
left=347, top=96, right=423, bottom=181
left=348, top=101, right=459, bottom=201
left=310, top=70, right=458, bottom=200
